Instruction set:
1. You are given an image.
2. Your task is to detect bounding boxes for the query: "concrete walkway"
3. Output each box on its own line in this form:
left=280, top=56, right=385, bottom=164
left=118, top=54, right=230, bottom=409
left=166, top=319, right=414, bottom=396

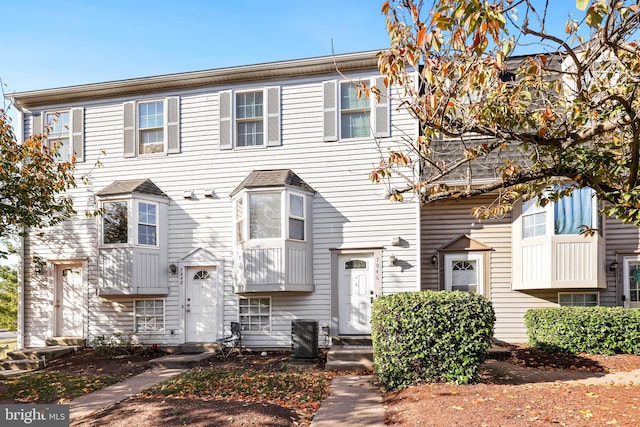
left=69, top=368, right=186, bottom=420
left=310, top=375, right=385, bottom=427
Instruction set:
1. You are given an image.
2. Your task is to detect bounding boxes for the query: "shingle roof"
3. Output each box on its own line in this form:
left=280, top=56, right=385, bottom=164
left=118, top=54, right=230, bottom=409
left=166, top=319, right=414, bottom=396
left=230, top=170, right=315, bottom=197
left=96, top=179, right=168, bottom=198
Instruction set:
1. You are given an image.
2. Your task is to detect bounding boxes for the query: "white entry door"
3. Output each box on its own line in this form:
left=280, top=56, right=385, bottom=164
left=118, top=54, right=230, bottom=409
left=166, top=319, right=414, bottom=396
left=54, top=265, right=84, bottom=337
left=186, top=268, right=218, bottom=342
left=338, top=254, right=374, bottom=335
left=623, top=258, right=640, bottom=308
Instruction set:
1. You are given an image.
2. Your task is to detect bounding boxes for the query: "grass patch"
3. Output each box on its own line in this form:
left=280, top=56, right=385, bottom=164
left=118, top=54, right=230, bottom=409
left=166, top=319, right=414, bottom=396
left=144, top=368, right=334, bottom=421
left=0, top=372, right=121, bottom=403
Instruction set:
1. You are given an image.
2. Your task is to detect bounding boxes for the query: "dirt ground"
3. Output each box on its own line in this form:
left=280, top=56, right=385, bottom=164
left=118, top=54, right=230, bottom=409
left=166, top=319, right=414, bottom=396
left=8, top=346, right=640, bottom=426
left=385, top=346, right=640, bottom=426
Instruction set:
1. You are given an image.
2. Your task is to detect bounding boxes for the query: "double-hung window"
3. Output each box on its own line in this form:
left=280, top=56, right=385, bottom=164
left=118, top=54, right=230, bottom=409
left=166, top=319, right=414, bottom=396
left=137, top=201, right=157, bottom=246
left=219, top=87, right=280, bottom=150
left=522, top=199, right=547, bottom=238
left=123, top=97, right=180, bottom=157
left=288, top=194, right=305, bottom=240
left=322, top=77, right=390, bottom=142
left=340, top=82, right=371, bottom=139
left=138, top=101, right=164, bottom=154
left=236, top=91, right=264, bottom=147
left=45, top=111, right=71, bottom=160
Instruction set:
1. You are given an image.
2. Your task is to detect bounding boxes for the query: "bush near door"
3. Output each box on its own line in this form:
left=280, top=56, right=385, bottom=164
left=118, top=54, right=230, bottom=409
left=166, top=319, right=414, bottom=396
left=371, top=290, right=495, bottom=390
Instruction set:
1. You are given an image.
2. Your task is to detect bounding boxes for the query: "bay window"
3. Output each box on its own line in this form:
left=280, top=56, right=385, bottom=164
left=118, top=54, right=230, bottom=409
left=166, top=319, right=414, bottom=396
left=249, top=193, right=281, bottom=239
left=513, top=186, right=605, bottom=290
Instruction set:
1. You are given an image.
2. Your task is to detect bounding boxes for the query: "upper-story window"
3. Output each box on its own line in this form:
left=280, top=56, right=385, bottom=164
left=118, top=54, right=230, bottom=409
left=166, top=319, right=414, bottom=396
left=340, top=82, right=371, bottom=139
left=236, top=91, right=264, bottom=147
left=235, top=190, right=309, bottom=243
left=138, top=101, right=164, bottom=154
left=123, top=97, right=180, bottom=158
left=101, top=199, right=159, bottom=246
left=522, top=187, right=597, bottom=239
left=45, top=111, right=71, bottom=160
left=323, top=77, right=390, bottom=142
left=219, top=87, right=281, bottom=150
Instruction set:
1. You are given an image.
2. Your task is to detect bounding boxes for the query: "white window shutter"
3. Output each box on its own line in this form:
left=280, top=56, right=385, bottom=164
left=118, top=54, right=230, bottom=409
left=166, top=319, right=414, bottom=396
left=166, top=96, right=180, bottom=154
left=71, top=107, right=84, bottom=162
left=373, top=77, right=391, bottom=138
left=323, top=80, right=338, bottom=142
left=265, top=86, right=281, bottom=147
left=219, top=90, right=233, bottom=150
left=123, top=101, right=136, bottom=158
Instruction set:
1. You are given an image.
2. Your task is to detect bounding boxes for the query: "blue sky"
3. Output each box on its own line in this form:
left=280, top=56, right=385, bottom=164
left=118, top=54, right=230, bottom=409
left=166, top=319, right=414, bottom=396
left=2, top=0, right=391, bottom=94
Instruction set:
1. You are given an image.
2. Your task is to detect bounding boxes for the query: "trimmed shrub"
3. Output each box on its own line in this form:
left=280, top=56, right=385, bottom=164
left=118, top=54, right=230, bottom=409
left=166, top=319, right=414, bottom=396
left=371, top=291, right=495, bottom=390
left=525, top=307, right=640, bottom=355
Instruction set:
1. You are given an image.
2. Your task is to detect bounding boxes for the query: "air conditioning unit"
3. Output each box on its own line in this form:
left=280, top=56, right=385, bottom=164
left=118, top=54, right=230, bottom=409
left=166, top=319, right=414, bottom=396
left=291, top=319, right=318, bottom=359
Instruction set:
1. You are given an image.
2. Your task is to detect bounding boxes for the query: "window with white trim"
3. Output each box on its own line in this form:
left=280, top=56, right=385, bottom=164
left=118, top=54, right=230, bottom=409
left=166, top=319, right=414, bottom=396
left=138, top=101, right=164, bottom=154
left=238, top=297, right=271, bottom=332
left=236, top=91, right=264, bottom=147
left=522, top=187, right=598, bottom=238
left=103, top=201, right=128, bottom=244
left=219, top=87, right=280, bottom=150
left=134, top=299, right=165, bottom=333
left=137, top=201, right=157, bottom=246
left=45, top=111, right=71, bottom=160
left=235, top=190, right=308, bottom=243
left=558, top=292, right=599, bottom=307
left=288, top=194, right=305, bottom=240
left=340, top=82, right=370, bottom=139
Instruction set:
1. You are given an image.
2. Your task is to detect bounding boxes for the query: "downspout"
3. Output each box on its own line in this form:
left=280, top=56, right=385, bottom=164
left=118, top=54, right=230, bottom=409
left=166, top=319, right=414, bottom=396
left=11, top=98, right=26, bottom=349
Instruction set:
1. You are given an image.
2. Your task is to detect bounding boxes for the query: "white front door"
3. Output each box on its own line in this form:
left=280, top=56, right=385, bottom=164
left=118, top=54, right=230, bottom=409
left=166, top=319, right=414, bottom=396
left=623, top=258, right=640, bottom=308
left=54, top=265, right=84, bottom=337
left=444, top=253, right=485, bottom=295
left=186, top=268, right=218, bottom=342
left=338, top=254, right=374, bottom=335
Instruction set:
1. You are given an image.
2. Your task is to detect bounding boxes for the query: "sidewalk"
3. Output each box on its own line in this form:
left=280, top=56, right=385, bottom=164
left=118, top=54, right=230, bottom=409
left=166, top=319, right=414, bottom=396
left=310, top=375, right=385, bottom=427
left=69, top=368, right=186, bottom=420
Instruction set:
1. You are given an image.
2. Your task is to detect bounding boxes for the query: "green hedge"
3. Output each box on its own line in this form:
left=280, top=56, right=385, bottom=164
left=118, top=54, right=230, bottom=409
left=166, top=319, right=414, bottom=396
left=371, top=291, right=495, bottom=390
left=525, top=307, right=640, bottom=355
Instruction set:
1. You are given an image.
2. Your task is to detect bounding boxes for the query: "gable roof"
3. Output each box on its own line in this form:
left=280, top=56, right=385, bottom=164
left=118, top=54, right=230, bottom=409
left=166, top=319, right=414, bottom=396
left=438, top=234, right=492, bottom=252
left=96, top=179, right=168, bottom=198
left=230, top=170, right=315, bottom=197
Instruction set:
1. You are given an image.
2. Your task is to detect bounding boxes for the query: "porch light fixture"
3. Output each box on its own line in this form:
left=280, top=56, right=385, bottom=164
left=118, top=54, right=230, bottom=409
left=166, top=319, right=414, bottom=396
left=169, top=263, right=178, bottom=274
left=609, top=261, right=619, bottom=272
left=431, top=254, right=438, bottom=266
left=389, top=255, right=397, bottom=267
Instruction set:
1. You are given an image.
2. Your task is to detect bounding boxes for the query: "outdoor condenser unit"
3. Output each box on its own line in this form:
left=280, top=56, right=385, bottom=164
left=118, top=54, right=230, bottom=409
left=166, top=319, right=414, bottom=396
left=291, top=319, right=318, bottom=359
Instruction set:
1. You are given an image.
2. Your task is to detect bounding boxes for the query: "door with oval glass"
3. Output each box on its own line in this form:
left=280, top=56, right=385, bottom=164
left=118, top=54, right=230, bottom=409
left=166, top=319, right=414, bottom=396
left=186, top=267, right=218, bottom=342
left=338, top=254, right=374, bottom=334
left=444, top=253, right=485, bottom=295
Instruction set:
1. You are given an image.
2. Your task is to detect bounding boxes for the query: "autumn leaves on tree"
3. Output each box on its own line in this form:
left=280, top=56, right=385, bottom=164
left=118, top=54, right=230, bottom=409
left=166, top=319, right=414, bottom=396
left=372, top=0, right=640, bottom=227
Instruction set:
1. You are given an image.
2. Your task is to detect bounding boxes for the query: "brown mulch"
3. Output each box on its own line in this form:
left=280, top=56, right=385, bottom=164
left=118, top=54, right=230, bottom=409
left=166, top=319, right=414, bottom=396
left=385, top=346, right=640, bottom=426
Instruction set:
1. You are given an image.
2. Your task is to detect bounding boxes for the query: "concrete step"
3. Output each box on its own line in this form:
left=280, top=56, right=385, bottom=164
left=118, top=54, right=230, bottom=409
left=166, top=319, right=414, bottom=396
left=46, top=337, right=86, bottom=347
left=6, top=345, right=78, bottom=361
left=148, top=352, right=216, bottom=369
left=177, top=343, right=218, bottom=354
left=0, top=358, right=45, bottom=371
left=332, top=336, right=372, bottom=346
left=325, top=358, right=375, bottom=371
left=0, top=368, right=33, bottom=377
left=327, top=347, right=374, bottom=362
left=487, top=345, right=512, bottom=361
